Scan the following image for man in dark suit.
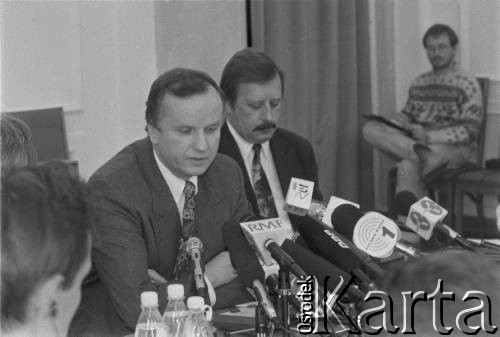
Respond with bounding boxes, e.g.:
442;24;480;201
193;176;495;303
71;68;253;335
218;48;322;230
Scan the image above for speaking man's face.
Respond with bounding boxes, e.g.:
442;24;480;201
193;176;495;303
227;74;282;144
149;86;223;180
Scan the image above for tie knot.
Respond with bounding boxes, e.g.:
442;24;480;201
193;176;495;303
183;181;196;199
253;143;262;157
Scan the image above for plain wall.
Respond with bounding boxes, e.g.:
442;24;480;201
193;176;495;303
1;1;246;179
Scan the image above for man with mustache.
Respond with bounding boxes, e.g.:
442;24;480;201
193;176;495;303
219;48;322;232
363;24;483;198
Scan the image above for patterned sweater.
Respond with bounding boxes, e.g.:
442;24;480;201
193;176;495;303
399;68;483;147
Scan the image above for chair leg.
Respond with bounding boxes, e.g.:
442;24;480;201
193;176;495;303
446;183;455;226
455;187;464;234
476;194;485;240
387;168;397;217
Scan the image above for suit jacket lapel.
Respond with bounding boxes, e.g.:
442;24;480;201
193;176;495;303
135;138;179;217
270;130;294;194
135;138;181;277
194;172;225;239
219;123;259;213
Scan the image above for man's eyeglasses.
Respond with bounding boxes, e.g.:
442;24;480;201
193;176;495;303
426;44;451;53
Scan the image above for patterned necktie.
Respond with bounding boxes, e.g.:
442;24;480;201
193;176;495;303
173;180;196;279
252;144;278;218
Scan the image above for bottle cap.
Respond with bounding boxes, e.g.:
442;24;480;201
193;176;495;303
167;284;184;299
140;291;158;306
187;296;205;310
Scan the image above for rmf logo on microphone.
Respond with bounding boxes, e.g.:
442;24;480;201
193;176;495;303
240;218;293;266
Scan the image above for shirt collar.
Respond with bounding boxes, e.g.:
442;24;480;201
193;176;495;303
153;147;198;203
227;120;271;159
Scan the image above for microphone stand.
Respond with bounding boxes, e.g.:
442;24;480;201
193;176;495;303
196;286;210;306
255;303;267;337
277;269;291;337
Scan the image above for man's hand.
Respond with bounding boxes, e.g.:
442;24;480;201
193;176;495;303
205;250;238;288
409;124;428;143
148;268;167;285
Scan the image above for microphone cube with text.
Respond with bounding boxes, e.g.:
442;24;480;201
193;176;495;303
405;197;447;240
240;218;294;266
283;177;315;216
284;177;359;227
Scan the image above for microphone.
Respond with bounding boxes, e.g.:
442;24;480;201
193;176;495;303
295;216;384;288
223;221;278;322
283;177;359;227
239;217;293;266
331;204;423;258
280;239;365;301
237;216;322;281
265;239;309;279
236;218;361;332
283;177;317;216
185;237;208;300
394;191;478;252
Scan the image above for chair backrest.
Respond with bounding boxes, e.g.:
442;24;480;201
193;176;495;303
476;77;489;165
5;107;69;162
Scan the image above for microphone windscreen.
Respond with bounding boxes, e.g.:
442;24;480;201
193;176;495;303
296;217;365;274
223;220;265;287
281;239;355;295
395;190;418;216
330;204;363;238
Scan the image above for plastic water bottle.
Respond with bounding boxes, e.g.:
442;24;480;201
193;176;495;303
135;291;167;337
185;296;216;337
163;284;189;337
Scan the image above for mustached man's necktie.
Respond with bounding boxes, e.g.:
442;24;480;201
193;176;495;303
173;180;196;279
252;144;278;218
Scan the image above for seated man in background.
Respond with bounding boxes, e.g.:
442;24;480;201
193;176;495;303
75;68;254;334
370;250;500;336
1;166;93;337
1;114;38;171
219;48;322;230
363;24;483;198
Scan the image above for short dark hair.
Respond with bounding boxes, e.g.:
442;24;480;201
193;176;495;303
422;23;459;48
220;48;284;107
377;250;500;336
1;114;38;170
145;68;225;128
1;166;95;327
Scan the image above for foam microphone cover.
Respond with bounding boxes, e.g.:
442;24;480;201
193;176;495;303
330;204;363;239
223;220;265;287
296;216;370;275
395;190;418;216
281;239;364;300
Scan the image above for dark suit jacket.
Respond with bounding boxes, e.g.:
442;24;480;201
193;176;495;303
72;138;253;335
218;122;322;229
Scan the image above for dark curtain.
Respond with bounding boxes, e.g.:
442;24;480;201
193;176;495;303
249;0;374;208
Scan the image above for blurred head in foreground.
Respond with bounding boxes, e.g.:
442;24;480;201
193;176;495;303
1;166;95;337
1;114;38;171
360;250;500;336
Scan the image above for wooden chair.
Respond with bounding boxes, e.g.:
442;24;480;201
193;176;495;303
387;77;490;221
425;77;489;225
454;160;500;236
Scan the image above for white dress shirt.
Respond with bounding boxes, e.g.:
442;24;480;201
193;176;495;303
227;121;291;225
153;148;217;305
153;148;198;221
